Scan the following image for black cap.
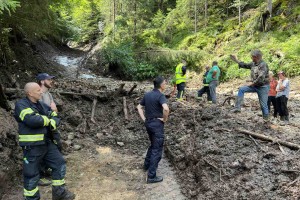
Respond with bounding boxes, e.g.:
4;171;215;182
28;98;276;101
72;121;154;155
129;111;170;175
36;73;55;81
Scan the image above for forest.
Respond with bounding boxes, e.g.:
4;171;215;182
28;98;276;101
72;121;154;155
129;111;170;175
1;0;300;81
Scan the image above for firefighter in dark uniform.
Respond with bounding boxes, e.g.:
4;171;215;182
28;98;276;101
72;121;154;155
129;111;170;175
14;82;75;200
137;76;170;184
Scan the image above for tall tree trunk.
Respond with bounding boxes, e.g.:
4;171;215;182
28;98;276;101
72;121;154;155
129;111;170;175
204;0;208;27
159;0;164;10
238;0;241;26
194;0;197;33
133;0;137;43
113;0;116;38
267;0;272;18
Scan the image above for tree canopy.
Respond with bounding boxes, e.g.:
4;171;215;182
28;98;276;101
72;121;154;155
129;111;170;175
1;0;300;80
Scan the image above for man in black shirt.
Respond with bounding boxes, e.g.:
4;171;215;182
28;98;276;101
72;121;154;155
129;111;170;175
137;76;170;184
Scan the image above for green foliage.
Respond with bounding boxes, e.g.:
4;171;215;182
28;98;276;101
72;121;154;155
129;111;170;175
1;0;300;82
0;0;19;15
100;41;158;80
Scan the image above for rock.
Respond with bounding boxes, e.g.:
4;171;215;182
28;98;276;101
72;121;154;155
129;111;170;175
66;109;83;126
67;133;75;140
96;133;102;139
73;145;81;151
62;140;72;149
117;142;124;147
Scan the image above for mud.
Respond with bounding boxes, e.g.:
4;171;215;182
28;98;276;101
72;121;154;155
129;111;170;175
0;41;300;199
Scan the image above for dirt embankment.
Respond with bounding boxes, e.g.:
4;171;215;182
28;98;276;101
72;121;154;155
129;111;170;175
0;40;83;88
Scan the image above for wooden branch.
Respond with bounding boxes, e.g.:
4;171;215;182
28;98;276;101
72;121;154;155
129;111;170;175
4;83;128;100
91;98;98;123
222;96;235;106
123;97;128;120
117;83;125;94
127;84;137;96
236;128;300;150
287;176;300;187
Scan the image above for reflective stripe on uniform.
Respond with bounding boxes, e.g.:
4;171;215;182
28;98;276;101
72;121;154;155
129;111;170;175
52;179;65;186
24;187;39;196
19;108;34;121
50;119;57;130
19;134;44;142
41;115;50;126
203;84;209;86
51;112;58;117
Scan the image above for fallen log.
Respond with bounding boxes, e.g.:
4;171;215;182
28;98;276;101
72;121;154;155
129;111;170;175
222;96;235;106
123;96;129;120
4;83;131;100
117;83;126;94
127;84;137;96
91;98;98;123
236;128;300;150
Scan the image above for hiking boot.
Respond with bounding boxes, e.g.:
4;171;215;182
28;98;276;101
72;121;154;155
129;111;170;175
147;176;163;184
53;189;75;200
285;115;289;122
230;96;243;113
263;115;270;121
279;116;285;121
38;178;51;186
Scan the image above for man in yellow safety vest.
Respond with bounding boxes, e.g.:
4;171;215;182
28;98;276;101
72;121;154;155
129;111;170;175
175;59;187;100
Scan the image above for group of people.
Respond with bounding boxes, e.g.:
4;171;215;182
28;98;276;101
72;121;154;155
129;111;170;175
14;73;75;200
14;49;291;200
137;49;290;184
172;59;221;104
230;50;290;123
173;50;290;122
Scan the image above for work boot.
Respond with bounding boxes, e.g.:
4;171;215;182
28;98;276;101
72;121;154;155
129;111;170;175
38;178;52;186
53;189;75;200
285;115;289;121
279;116;285;121
263;115;270;121
230;96;243;113
147;176;163;184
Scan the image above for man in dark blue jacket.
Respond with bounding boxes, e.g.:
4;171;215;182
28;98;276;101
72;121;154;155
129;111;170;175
14;82;75;200
137;76;170;184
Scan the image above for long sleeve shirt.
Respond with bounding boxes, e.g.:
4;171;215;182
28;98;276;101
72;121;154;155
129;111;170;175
238;60;269;86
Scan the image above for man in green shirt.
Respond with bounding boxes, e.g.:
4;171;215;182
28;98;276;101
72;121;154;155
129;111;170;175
206;61;220;104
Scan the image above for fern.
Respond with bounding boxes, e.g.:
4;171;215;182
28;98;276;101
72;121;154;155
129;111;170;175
0;0;20;15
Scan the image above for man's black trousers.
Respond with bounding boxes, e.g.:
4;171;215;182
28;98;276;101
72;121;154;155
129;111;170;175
144;119;164;178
